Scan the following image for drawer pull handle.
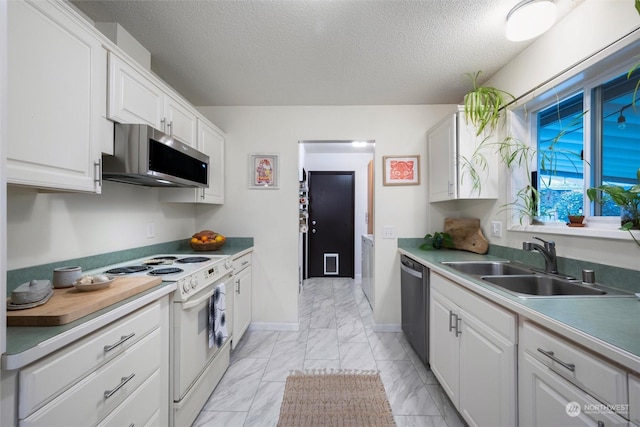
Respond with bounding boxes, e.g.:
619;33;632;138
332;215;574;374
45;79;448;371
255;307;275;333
241;260;249;266
104;333;136;353
129;424;135;427
455;316;462;337
448;311;456;332
537;348;575;372
104;373;135;399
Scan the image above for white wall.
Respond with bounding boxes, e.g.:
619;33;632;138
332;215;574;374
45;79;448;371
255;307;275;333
304;151;373;278
6;182;196;269
197;105;453;327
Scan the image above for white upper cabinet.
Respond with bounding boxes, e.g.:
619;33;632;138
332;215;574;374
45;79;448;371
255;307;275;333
7;0;111;193
161;119;225;204
108;52;197;147
108;53;164;129
427;106;498;202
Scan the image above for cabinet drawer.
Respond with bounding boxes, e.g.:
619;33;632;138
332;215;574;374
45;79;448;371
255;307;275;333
19;302;161;417
233;252;251;273
520;321;628;407
431;272;515;342
20;329;161;427
96;369;161;427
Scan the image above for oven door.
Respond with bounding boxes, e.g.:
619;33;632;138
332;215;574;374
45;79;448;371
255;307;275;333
173;275;232;401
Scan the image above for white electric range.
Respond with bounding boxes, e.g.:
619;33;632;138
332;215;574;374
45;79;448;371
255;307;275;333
99;253;234;426
101;254;232;302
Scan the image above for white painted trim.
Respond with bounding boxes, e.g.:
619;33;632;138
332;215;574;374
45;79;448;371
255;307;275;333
371;322;402;333
249;322;299;332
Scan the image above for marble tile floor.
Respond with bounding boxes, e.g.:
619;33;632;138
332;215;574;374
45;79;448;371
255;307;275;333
192;277;466;427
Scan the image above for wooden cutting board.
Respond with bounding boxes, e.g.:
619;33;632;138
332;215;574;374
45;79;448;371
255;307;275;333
444;218;489;254
7;276;162;326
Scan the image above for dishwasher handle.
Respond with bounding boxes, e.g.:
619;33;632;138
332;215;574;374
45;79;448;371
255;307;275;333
401;263;423;279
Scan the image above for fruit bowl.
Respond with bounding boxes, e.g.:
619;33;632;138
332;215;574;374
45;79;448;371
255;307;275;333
190;230;226;251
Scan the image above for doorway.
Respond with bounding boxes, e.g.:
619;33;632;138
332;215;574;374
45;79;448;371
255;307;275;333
307;171;355;278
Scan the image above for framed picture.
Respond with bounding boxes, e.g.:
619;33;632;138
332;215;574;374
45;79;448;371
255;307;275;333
249;154;279;189
382;155;420;186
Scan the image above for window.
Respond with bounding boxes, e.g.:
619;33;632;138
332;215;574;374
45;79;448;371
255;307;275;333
532;67;640;223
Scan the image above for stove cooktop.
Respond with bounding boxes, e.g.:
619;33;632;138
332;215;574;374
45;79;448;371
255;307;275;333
102;254;229;282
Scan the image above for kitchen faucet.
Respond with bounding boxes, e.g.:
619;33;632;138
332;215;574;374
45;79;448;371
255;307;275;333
523;236;558;274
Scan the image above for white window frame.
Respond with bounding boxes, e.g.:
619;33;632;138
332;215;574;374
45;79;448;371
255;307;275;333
505;34;640;243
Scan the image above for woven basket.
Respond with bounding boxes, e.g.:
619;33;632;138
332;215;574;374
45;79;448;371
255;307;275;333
190;240;225;251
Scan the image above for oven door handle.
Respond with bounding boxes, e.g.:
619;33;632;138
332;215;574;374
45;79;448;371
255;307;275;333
181;287;217;310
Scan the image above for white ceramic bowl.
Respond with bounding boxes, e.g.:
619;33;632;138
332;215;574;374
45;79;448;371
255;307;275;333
52;266;82;288
74;276;115;292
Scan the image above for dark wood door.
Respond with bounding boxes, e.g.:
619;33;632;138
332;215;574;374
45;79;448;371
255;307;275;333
307;171;355;278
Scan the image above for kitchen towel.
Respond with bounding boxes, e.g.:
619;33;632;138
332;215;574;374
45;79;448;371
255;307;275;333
208;283;228;349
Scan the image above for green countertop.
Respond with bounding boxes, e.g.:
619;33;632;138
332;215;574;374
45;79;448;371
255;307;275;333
398;242;640;373
3;242;253;370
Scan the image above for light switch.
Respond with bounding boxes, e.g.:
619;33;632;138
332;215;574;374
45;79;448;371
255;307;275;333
490;221;502;237
382;225;397;239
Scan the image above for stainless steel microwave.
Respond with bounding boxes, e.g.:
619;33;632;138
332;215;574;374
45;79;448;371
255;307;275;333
102;123;209;188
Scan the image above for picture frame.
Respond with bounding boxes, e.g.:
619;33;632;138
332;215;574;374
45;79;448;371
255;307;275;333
382;155;420;186
249;154;279;189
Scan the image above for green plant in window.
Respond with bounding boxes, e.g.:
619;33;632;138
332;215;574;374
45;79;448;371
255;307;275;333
587;168;640;246
463;71;514;136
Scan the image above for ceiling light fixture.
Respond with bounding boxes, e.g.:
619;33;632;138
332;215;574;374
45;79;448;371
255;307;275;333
506;0;557;42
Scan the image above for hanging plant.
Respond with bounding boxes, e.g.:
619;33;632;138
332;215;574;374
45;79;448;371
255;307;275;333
463;71;514;136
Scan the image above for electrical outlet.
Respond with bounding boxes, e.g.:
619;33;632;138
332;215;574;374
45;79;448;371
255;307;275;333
146;222;156;239
490;221;502;237
382;225;397;239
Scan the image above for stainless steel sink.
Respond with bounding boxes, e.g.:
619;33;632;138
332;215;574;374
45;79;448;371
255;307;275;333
442;261;534;276
482;276;634;298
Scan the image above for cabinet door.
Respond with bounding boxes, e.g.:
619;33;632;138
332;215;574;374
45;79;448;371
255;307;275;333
519;350;628;427
429;288;460;404
160;119;224;204
199;120;225;203
165;95;197;146
427;113;457;202
458;310;516;427
108;53;163;128
7;0;106;193
457;115;498;199
232;265;252;348
630;373;640;426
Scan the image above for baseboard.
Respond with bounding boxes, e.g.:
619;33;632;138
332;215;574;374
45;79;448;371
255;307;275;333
249;322;300;332
371;322;402;333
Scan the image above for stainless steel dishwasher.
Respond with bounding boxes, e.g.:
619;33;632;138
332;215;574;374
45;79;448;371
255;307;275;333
400;255;429;365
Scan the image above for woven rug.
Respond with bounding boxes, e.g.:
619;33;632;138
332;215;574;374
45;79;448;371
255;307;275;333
277;370;396;427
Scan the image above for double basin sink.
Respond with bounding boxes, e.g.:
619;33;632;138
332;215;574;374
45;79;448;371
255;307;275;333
441;261;634;298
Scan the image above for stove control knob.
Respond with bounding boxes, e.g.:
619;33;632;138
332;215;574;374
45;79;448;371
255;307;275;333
191;276;198;289
225;259;232;270
181;279;190;294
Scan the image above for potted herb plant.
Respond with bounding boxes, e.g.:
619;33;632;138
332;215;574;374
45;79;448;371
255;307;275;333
587;167;640;245
463;71;514;136
419;232;454;250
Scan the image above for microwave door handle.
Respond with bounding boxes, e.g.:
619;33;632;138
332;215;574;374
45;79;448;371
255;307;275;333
181;287;217;310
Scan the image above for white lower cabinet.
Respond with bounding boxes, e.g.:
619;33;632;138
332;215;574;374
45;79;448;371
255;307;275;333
16;299;169;427
232;252;252;348
519;320;630;427
630;373;640;426
430;272;516;427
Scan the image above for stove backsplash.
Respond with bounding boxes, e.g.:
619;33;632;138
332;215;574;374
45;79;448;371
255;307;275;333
6;238;253;295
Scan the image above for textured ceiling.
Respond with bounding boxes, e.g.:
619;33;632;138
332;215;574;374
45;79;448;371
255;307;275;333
71;0;580;107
